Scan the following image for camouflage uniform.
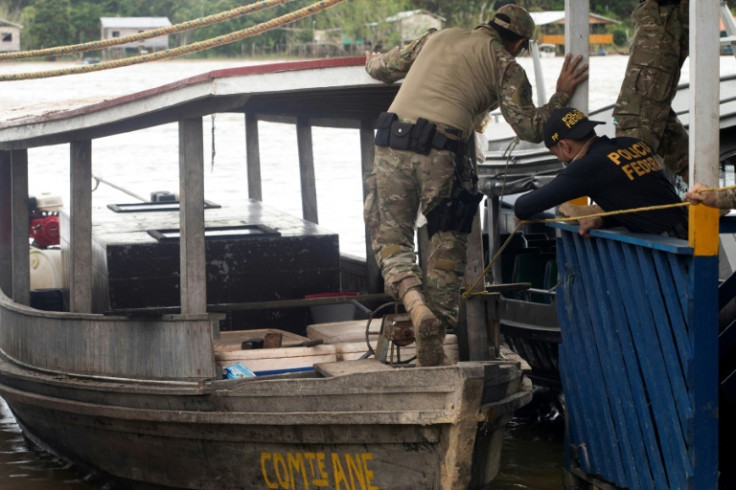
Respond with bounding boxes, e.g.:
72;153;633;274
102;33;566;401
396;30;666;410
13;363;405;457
613;0;689;179
715;188;736;210
364;13;571;330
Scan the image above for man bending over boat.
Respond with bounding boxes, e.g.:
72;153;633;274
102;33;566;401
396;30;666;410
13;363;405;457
514;107;688;238
363;5;588;366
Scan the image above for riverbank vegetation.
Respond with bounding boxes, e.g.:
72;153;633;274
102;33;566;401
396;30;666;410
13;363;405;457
0;0;653;59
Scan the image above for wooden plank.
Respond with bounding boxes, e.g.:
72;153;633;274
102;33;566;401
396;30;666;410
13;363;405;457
69;140;93;313
651;252;693;366
0;297;217;379
314;359;393;377
556;238;601;475
179;118;207;315
564;0;589;112
0;151;10;296
634;247;692;433
296;116;318;223
10;149;29;306
464;204;489;360
563;233;625;482
549;222;692;255
608;240;691;485
689;256;719;488
598;240;668;489
245;112;262;201
578;238;653;489
689;0;720;190
626;246;692;438
688;4;722;466
359;118;382;294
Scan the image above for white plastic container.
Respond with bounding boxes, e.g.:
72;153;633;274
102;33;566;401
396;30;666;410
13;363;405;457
29;246;63;290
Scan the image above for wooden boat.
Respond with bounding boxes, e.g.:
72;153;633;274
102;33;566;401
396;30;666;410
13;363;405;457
0;58;532;489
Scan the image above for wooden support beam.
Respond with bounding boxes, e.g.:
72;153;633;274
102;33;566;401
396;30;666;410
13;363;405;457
0;151;10;296
245;112;262;201
564;0;590;112
179;118;207;315
10;150;29;306
359;118;382;293
688;2;720;487
296;116;318;223
463;137;490;361
69;140;93;313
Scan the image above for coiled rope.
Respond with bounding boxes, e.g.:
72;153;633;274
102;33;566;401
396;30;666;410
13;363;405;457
0;0;346;82
0;0;296;61
462;183;734;299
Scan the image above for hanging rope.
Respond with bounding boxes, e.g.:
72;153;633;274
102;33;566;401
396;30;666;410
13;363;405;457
0;0;296;61
461;183;735;300
0;0;347;82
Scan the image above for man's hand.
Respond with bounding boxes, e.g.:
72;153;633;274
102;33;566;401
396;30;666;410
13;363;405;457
685;183;718;208
555;53;589;97
558;202;602;218
365;50;381;64
578;216;604;237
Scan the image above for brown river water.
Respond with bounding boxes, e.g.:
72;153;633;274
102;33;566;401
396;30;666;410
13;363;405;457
0;55;733;489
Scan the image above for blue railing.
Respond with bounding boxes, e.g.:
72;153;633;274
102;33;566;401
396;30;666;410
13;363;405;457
550;223;719;490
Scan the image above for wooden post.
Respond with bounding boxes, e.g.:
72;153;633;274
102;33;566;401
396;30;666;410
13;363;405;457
179;118;207;315
69;140;93;313
245;112;262;202
10;150;29;306
0;151;10;296
359;118;382;293
296;116;318;223
463;136;490;360
687;1;720;487
565;0;589;113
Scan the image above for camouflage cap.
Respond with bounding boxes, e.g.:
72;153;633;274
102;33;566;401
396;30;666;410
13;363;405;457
491;4;535;40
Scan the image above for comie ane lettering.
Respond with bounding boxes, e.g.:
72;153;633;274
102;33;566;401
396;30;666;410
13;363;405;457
261;451;379;490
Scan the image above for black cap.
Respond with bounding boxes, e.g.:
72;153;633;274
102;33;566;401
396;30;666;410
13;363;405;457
544;107;604;148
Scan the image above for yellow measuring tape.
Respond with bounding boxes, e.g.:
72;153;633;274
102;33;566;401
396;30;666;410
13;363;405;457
0;0;346;81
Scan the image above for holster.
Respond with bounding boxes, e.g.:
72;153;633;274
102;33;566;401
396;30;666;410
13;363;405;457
425;186;484;237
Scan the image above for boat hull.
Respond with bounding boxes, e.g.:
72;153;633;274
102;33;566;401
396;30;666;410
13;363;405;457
0;358;530;490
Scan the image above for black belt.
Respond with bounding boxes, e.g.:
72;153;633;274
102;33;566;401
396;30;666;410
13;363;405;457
431;132;466;154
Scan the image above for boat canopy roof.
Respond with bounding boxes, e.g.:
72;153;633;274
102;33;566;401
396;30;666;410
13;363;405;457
0;58;397;151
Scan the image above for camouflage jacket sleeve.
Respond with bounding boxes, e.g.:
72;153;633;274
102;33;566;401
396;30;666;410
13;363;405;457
365;29;437;84
716;188;736;209
497;63;571;143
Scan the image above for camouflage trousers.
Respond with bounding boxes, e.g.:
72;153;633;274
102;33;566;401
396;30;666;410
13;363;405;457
363;145;469;328
613;0;689;179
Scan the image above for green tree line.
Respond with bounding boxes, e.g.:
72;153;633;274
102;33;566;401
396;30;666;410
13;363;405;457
0;0;643;58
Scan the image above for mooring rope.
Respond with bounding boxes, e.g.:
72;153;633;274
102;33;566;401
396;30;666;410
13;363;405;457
461;183;735;299
0;0;346;82
0;0;296;61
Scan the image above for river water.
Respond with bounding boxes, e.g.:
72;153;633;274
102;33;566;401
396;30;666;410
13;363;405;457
0;54;734;489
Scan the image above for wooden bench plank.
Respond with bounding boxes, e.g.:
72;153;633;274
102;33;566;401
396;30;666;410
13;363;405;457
315;359;393;377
